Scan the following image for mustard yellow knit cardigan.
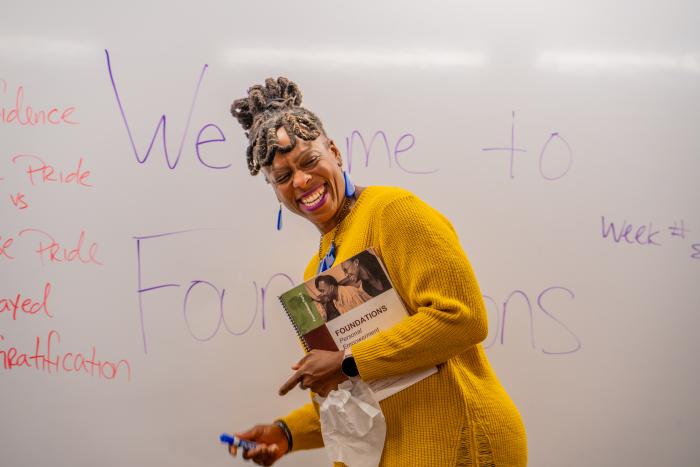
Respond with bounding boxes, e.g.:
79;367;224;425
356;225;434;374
281;186;527;466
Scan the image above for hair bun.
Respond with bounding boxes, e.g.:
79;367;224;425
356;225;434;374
230;77;325;175
230;77;303;131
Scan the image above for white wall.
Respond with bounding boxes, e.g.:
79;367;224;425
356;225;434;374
1;1;699;466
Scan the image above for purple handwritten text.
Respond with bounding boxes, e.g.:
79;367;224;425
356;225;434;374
105;50;230;170
345;130;437;174
483;286;581;355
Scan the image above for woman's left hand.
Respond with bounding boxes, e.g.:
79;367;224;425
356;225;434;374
278;349;347;397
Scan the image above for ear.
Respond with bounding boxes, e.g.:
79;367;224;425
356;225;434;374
261;169;280;200
327;139;343;167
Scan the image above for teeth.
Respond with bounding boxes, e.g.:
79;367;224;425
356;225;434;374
301;185;325;205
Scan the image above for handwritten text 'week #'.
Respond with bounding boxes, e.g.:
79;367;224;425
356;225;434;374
601;216;699;260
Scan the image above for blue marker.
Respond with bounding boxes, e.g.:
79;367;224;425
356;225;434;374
220;433;257;451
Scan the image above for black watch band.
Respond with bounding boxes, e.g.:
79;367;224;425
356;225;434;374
341;355;359;377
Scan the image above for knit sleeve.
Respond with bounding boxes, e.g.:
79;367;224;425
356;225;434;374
279;402;324;452
351;193;488;381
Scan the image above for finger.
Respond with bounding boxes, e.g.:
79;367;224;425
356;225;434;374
242;444;264;460
290;353;308;370
253;445;279;466
228;444;237;457
235;425;263;440
245;444;271;462
279;371;303;395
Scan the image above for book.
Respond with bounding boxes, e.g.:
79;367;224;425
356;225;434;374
278;247;436;401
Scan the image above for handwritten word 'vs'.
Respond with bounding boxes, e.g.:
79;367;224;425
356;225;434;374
9;193;28;210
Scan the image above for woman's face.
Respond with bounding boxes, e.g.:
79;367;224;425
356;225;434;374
262;126;346;233
342;259;360;283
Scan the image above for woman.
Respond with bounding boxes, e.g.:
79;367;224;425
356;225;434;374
339;250;392;297
228;77;527;466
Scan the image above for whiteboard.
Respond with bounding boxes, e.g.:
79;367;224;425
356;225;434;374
1;1;698;466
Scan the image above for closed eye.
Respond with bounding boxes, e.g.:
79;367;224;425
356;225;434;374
301;154;320;168
273;172;291;184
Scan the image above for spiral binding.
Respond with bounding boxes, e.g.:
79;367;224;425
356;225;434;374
278;297;310;352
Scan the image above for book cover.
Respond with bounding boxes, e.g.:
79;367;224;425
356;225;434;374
278;248;436;400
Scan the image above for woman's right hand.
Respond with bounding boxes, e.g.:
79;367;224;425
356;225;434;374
228;423;289;466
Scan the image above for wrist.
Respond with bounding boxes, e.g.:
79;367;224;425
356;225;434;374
273;420;293;453
341;348;359;378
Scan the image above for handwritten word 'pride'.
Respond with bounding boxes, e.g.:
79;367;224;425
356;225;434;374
0;80;78;126
11;153;92;187
0;229;102;266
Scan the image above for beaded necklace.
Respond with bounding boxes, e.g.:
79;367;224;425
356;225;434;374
317;195;355;274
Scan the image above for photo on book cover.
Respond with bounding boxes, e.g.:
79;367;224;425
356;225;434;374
279;248;395;351
314;249;393;322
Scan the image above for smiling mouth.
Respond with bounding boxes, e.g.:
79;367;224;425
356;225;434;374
298;184;328;211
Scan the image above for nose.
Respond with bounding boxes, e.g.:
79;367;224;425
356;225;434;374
292;169;311;188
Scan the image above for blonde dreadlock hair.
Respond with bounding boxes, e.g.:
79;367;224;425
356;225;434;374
230;77;326;176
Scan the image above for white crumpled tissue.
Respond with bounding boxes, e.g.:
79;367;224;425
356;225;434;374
315;379;387;467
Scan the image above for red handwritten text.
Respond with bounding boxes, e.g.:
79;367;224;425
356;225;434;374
0;282;53;320
9;192;29;210
11;154;92;187
0;235;14;259
0;330;131;381
18;228;102;266
0;84;78;126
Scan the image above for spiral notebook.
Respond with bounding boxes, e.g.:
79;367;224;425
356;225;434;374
278;247;436;400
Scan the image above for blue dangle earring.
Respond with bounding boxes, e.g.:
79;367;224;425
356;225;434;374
276;203;283;231
343;170;355;198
